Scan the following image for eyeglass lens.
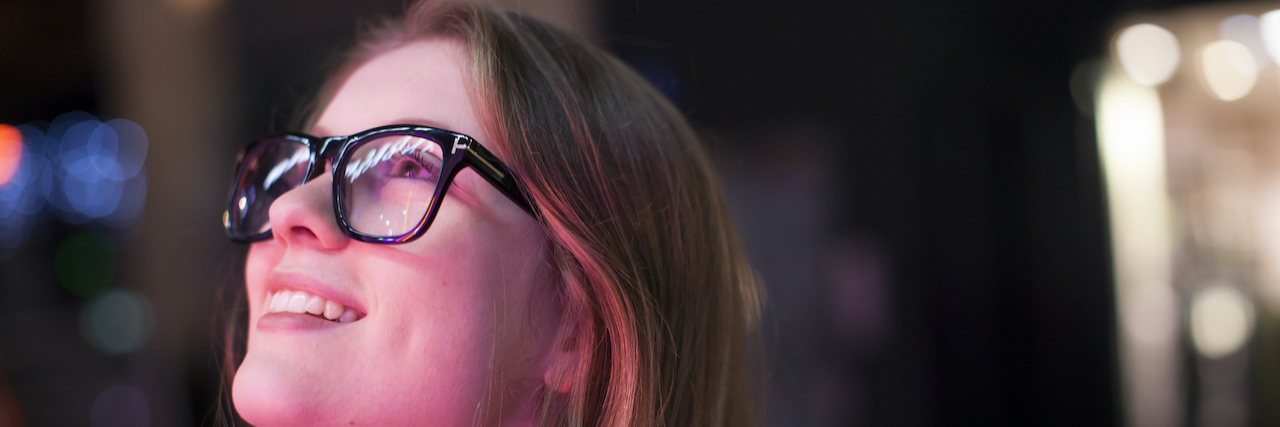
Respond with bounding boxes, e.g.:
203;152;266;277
228;134;447;240
338;134;444;238
228;138;311;238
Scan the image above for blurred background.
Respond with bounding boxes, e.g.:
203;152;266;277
6;0;1280;425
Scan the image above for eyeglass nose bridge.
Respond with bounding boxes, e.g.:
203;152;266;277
305;135;350;181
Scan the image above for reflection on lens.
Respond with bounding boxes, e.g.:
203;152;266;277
340;134;442;238
228;139;309;238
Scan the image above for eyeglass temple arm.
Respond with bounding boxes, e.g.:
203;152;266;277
463;142;536;216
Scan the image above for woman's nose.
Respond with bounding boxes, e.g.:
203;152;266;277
266;173;350;250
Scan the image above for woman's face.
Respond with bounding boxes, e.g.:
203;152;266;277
232;39;561;426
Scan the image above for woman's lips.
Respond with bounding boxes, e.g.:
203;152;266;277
257;312;345;332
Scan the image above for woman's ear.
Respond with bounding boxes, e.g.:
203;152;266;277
542;315;580;394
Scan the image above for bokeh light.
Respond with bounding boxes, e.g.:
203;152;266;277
1190;285;1254;359
55;232;116;298
44;111;97;153
1219;14;1268;72
89;384;150;427
38;112;148;227
1096;65;1180;427
1123;285;1178;345
1259;10;1280;64
1115;23;1181;86
104;119;147;180
1200;40;1258;101
0;125;51;256
0;112;148;255
59;121;123;220
80;290;154;355
0;125;20;185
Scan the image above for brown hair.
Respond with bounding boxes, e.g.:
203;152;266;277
224;1;762;425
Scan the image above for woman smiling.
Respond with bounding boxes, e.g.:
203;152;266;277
222;1;762;425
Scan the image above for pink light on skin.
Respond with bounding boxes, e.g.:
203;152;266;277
0;125;20;185
231;39;565;426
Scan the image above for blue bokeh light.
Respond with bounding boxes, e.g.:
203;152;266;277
46;112;148;226
0;126;52;256
0;112;149;254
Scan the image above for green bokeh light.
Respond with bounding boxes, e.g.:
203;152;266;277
55;232;116;298
81;290;153;354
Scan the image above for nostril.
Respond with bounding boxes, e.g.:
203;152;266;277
288;225;320;240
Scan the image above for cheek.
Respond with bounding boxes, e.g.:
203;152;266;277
364;211;501;362
245;244;284;320
358;208;553;397
433;209;561;374
365;253;497;366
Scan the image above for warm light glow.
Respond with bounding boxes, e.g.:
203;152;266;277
1190;285;1253;359
1201;40;1258;101
1115;24;1181;86
1096;66;1182;427
1096;68;1173;273
164;0;222;15
0;125;20;185
1256;177;1280;308
1123;285;1177;345
1220;14;1269;72
1259;10;1280;64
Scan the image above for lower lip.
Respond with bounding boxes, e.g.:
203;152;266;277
257;312;346;332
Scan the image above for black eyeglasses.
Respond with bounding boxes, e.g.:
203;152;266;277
224;124;532;244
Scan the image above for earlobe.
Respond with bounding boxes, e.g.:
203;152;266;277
542;318;579;394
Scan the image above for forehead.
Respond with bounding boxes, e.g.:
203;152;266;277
313;39;488;142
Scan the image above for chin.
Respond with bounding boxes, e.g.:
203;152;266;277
232;352;334;427
231;351;464;426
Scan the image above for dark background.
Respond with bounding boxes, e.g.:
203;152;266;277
0;0;1225;425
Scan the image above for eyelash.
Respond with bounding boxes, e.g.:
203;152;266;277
392;151;441;179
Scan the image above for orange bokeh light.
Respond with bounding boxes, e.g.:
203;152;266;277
0;125;21;185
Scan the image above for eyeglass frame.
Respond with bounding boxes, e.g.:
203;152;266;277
224;124;534;244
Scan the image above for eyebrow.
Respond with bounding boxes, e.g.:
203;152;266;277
310;117;458;138
392;117;455;131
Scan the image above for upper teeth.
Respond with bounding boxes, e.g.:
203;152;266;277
265;289;359;323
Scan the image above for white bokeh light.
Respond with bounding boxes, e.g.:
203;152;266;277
1115;23;1181;86
1200;40;1258;101
1096;65;1182;427
1220;14;1268;72
1259;10;1280;64
1190;284;1254;359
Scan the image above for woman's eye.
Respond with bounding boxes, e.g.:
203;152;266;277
389;158;421;178
386;154;439;180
